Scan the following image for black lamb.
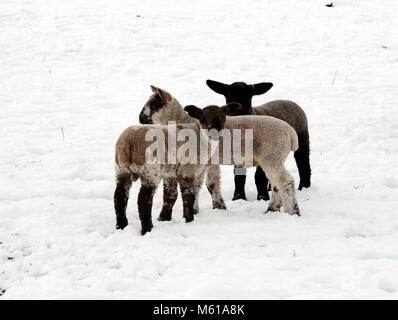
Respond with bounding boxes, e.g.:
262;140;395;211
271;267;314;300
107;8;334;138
206;80;311;201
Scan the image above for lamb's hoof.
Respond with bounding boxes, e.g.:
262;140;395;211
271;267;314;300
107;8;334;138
213;199;227;210
265;206;280;213
141;222;153;235
116;217;128;230
298;181;311;190
158;214;171;221
193;208;199;215
185;215;194;223
293;204;301;216
257;193;270;201
158;208;172;221
232;192;247;201
287;204;301;216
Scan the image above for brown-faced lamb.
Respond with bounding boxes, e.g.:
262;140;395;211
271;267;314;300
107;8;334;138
206;80;311;201
114;121;214;235
138;85;226;213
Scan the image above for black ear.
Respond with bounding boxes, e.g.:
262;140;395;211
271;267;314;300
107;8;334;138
221;102;242;116
251;82;273;95
184;105;203;120
206;80;228;95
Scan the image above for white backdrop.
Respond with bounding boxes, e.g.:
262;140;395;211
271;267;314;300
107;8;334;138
0;0;397;298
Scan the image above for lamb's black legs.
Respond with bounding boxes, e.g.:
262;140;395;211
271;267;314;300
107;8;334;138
232;167;247;200
158;178;178;221
137;181;158;235
233;166;270;201
179;179;196;223
114;172;132;230
255;166;270;201
294;132;311;190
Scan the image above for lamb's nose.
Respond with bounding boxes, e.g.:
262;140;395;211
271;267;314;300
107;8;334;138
139;115;151;124
212;118;223;131
208;129;220;140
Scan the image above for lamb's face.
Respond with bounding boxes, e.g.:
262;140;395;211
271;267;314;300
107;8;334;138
184;103;242;140
198;106;226;140
139;86;172;124
224;82;253;115
206;79;274;116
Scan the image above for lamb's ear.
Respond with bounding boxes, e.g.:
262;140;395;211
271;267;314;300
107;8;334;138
150;85;158;94
251;82;273;95
150;85;172;102
206;80;228;95
221;102;242;116
184;105;203;120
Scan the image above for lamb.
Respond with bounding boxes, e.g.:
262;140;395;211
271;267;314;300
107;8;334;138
114;121;215;235
138;85;226;212
114;101;300;235
184;103;301;216
206;80;311;201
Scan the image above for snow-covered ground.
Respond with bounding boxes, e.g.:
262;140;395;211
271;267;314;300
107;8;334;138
1;0;398;299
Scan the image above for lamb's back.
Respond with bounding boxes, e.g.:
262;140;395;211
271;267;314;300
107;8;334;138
252;100;307;134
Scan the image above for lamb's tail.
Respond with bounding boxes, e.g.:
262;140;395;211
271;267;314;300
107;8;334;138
115;140;139;183
290;128;299;152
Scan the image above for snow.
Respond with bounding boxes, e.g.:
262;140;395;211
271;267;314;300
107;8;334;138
1;0;398;299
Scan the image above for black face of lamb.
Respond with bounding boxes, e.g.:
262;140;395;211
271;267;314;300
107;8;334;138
139;93;165;124
224;82;254;115
206;80;273;116
206;79;274;201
